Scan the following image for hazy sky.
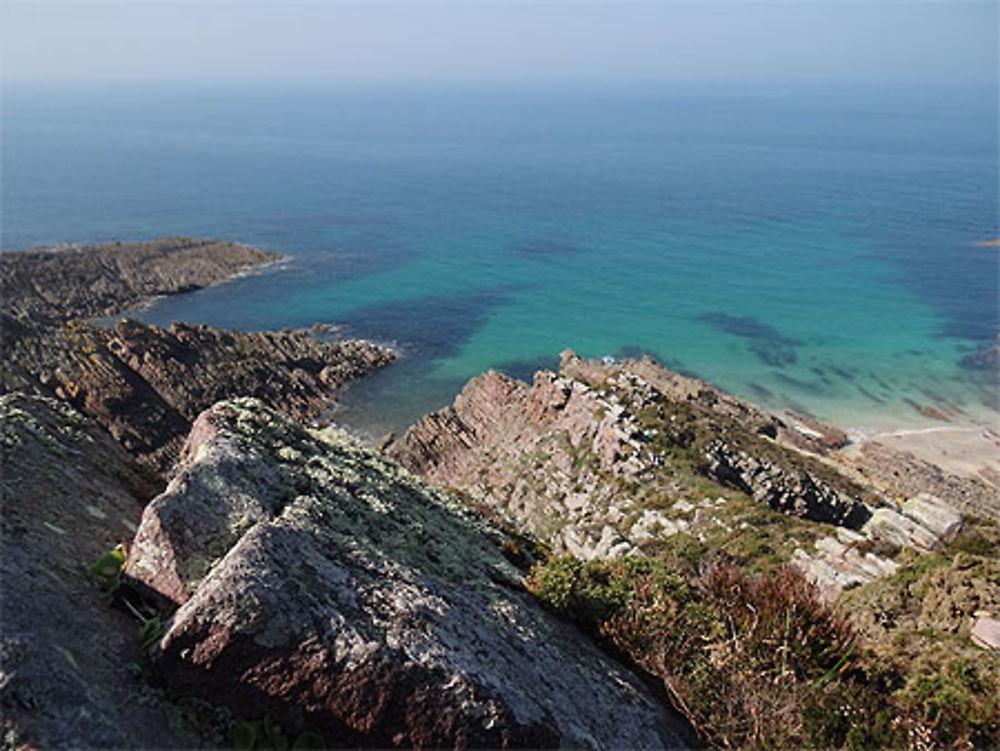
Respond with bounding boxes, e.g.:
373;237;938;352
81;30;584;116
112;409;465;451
3;1;996;85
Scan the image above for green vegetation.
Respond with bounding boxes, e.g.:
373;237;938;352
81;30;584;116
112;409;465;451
87;544;126;592
527;532;1000;749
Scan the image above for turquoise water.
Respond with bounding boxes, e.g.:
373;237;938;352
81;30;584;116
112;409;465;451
3;83;997;437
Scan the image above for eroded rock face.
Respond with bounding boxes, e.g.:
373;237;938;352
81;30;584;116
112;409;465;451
0;237;280;322
1;315;394;472
128;398;692;749
389;350;872;559
0;393;200;749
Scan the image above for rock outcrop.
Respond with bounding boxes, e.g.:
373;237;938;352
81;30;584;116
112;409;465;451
127;398;693;749
1;315;394;473
389;350;874;560
0;393;200;748
792;492;965;595
1;237;280;322
389;351;976;597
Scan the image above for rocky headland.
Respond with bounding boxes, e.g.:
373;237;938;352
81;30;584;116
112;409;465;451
1;238;394;473
388;349;992;594
1;237;281;322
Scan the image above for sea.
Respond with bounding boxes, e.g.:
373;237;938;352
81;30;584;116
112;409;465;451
3;81;997;440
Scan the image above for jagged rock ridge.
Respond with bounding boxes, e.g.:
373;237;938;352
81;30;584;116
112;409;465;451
390;350;873;555
1;237;395;474
389;350;972;596
1;315;394;472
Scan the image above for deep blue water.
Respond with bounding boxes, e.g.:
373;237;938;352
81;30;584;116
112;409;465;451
3;82;997;437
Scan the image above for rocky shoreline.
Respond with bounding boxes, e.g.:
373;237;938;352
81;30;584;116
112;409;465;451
2;238;998;749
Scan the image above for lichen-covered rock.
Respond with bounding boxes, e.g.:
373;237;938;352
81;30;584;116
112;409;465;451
128;398;692;749
863;508;942;552
0;393;200;748
901;494;963;542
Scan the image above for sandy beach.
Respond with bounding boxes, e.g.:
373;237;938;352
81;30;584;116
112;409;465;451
844;419;1000;495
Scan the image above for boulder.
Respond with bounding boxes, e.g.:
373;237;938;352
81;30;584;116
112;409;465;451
901;494;963;542
863;508;941;552
971;615;1000;651
128;398;693;749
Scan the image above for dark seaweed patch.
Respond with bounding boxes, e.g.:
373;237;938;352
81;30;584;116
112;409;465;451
958;337;999;371
701;312;802;367
869;373;892;391
771;371;822;392
495;354;561;383
746;382;775;401
809;366;834;386
828;365;855;381
856;385;887;404
509;237;587;260
339;288;516;360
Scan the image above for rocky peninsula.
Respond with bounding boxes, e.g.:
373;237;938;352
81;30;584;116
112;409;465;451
1;238;394;472
1;237;281;322
2;238;998;749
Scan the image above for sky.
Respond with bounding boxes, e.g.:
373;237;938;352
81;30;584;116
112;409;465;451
2;1;996;86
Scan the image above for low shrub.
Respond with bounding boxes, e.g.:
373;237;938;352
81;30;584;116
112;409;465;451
526;553;998;749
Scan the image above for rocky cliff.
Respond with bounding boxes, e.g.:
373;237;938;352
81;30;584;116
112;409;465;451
389;350;873;547
389;351;967;595
125;398;694;749
1;237;279;322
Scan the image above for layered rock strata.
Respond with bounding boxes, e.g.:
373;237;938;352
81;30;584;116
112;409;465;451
0;393;200;748
389;351;970;595
389;350;874;557
127;398;693;749
1;315;393;472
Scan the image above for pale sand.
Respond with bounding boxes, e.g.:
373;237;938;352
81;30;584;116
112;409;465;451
849;422;1000;487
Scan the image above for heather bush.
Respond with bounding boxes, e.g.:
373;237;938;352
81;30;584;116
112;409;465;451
527;555;966;749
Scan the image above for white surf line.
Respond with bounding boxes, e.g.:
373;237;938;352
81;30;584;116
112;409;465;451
877;425;994;439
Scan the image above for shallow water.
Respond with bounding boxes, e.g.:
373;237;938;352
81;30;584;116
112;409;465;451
4;82;997;437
